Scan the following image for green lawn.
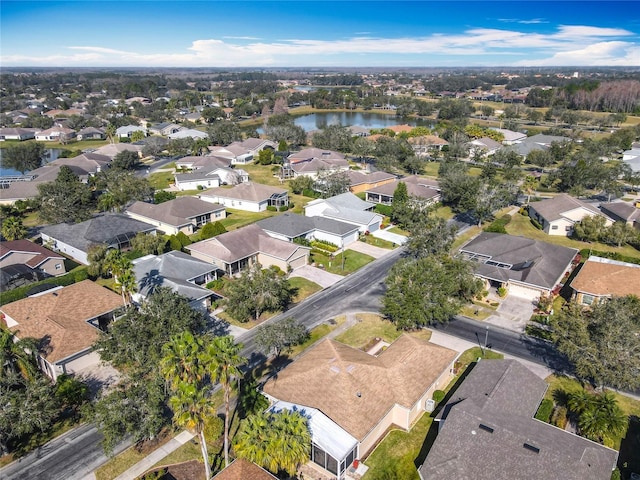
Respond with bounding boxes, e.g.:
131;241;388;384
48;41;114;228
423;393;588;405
288;276;323;303
310;250;375;275
506;212;640;259
286;316;346;358
149;171;174;190
219;208;278;231
358;235;396;249
334;313;403;349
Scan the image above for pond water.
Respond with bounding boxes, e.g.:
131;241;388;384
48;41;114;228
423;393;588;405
258;112;433;133
0;148;63;177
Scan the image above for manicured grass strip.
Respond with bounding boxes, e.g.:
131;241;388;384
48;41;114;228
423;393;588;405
95;434;173;480
335;313;402;349
310;250;375;275
288;277;323;303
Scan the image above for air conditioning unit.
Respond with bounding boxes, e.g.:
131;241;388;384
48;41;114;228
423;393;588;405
425;399;436;413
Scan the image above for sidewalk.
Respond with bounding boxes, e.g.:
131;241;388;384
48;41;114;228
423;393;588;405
112;430;195;480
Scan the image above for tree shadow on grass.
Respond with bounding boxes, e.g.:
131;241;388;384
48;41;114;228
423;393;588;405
618;415;640;479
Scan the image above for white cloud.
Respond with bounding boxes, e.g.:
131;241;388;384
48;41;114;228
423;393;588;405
222;36;261;40
1;24;637;67
516;41;640;66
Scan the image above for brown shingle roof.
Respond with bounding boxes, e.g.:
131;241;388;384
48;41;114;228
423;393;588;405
1;280;122;363
212;459;277;480
127;197;224;227
262;335;457;440
570;256;640;297
0;239;64;268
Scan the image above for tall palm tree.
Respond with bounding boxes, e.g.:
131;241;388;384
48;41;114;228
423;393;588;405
567;389;594;416
103;249;135;306
233;411;274;471
272;409;311;476
204;335;246;468
1;216;27;241
169;381;214;480
0;328;39;381
572;390;627;443
160;331;205;389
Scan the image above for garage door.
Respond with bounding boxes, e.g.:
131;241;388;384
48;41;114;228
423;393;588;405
289;254;308;271
63;351;101;375
509;284;541;301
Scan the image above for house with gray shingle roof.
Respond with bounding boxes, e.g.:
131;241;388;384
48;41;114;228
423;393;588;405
505;133;570;157
365;175;440;206
198;182;289;212
115;125;146;139
126;197;226;235
304;192;383;234
529;193;613;236
131;250;219;312
600;201;640;229
187;223;309;275
257;212;360;248
175;155;231;171
174;166;248;191
40;213;156;265
418;359;618;480
459;232;578;298
0;239;66;279
76;127;106;141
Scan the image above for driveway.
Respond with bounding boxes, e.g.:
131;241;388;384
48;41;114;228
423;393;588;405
289;265;344;288
484;294;536;333
346;240;394;259
371;228;407;245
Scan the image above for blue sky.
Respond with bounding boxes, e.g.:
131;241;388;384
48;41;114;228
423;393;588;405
1;1;639;67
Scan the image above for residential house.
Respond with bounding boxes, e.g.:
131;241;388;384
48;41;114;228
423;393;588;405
175;155;231;171
0;127;37;141
459;232;578;299
469;137;502;156
168;128;208;140
600;201;640;229
40;213;156;265
304;192;383;233
506;133;570;157
408;135;449;156
115;125;146;139
622;146;640;172
418;359;618;480
126;197;226;235
187;223;310;275
174;166;248;191
148;122;183;136
385;124;413;135
0;240;66;290
365;175;440;206
35;126;76;142
490;127;527;145
0;280;123;381
257;212;360;248
209;138;276;165
50;152;112;175
529;193;613;236
262;335;458;479
569;255;640;306
285;156;350;180
348;126;371;137
198;182;289;212
288;148;346;165
92;143;143;160
347;170;397;194
76;127;106;141
211;459;277;480
131;250;219;312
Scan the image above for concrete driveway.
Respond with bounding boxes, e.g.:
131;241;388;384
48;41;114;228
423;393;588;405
371;228;407;245
289;265;344;288
485;294;536;333
346;240;394;259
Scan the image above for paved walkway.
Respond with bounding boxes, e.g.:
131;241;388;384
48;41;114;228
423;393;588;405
112;430;195;480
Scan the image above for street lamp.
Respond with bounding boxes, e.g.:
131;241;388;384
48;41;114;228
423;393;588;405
484;326;489;354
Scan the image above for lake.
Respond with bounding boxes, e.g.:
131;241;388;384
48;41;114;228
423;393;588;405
258;112;434;133
0;148;63;177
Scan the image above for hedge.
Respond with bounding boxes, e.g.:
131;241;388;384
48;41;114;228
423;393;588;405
0;267;89;305
374;204;393;217
579;248;640;266
484;214;512;234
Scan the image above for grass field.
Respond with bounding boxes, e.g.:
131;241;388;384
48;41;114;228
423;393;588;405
310;250;375;275
288;276;323;303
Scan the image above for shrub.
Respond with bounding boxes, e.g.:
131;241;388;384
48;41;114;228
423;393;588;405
266;205;277;212
551;406;568;429
176;231;191;247
206;279;225;292
497;286;508;298
484;214;511;234
530;218;543;230
374;204;393;217
579;248;640;266
519;206;529;216
74;269;89;282
279;205;288;212
534;398;554;423
0;267;89;304
203;415;224;445
432;390;446;403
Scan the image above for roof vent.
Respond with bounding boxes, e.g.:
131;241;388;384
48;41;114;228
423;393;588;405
330;365;340;374
479;424;494;433
523;443;540;454
356;392;361;398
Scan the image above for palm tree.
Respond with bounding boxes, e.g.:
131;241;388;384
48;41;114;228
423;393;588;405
160;331;205;388
105;123;116;144
234;409;311;477
204;335;246;468
103;249;136;306
0;328;39;381
169;381;214;479
567;389;594;416
571;390;627;443
1;217;27;241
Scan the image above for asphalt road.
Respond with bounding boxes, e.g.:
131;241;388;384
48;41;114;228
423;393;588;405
0;423;131;480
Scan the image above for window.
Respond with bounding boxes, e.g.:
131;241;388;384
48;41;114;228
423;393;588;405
55;264;62;270
551;225;558;230
565;226;571;231
582;294;595;305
